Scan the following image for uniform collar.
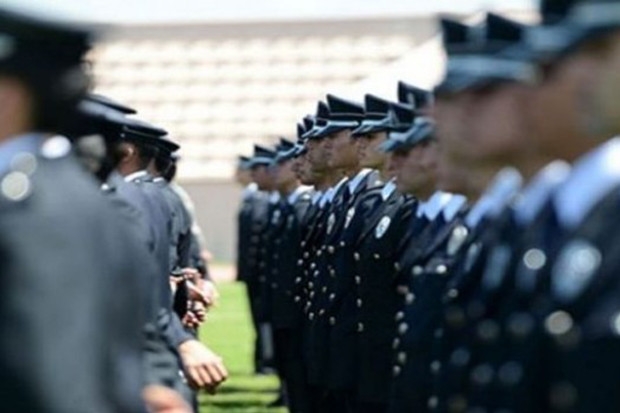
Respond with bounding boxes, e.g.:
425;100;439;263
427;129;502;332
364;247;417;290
268;191;281;204
242;182;258;200
513;160;571;226
0;134;45;177
311;190;323;205
442;194;468;221
153;176;165;183
287;185;311;205
553;138;620;229
381;179;397;201
124;169;149;183
347;168;372;194
417;191;453;220
465;167;523;229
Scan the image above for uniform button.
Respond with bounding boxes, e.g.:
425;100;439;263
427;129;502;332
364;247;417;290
271;282;277;289
470;364;494;387
328;246;335;254
392;338;400;349
329;268;336;277
355;276;361;285
436;264;448;275
545;310;574;336
317;250;322;257
339;241;345;247
295;277;302;284
313;270;320;277
430;360;441;375
446;288;459;299
354;252;361;261
329;317;335;325
395;311;404;321
550;381;578;411
373;253;380;260
301;241;307;248
393;366;401;377
294;296;301;303
358;322;364;332
498;361;523;387
297;259;304;266
310;263;316;270
308;282;314;289
398;322;409;335
322;286;327;293
427;396;438;410
356;299;362;308
329;293;335;301
412;265;424;276
397;351;407;365
394;262;401;272
303;252;310;259
406;293;416;305
309;313;315;320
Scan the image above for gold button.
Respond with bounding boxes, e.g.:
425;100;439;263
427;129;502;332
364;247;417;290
373;253;380;260
395;311;404;321
393;338;400;349
330;317;336;325
328;246;335;254
354;252;361;261
398;322;409;335
394;262;401;272
397;352;407;365
355;276;361;285
329;293;335;301
393;366;401;377
358;322;364;332
406;293;415;305
357;299;362;308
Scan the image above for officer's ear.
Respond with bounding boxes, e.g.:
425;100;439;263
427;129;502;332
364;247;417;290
117;142;136;163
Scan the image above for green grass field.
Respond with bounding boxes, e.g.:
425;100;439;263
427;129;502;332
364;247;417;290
198;282;287;413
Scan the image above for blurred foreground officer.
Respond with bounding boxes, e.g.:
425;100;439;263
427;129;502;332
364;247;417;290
0;7;149;413
480;2;620;411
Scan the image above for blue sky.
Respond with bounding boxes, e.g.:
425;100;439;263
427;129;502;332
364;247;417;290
6;0;535;24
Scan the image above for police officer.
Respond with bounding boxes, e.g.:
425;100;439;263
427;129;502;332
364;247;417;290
0;7;149;413
387;117;468;413
350;92;417;413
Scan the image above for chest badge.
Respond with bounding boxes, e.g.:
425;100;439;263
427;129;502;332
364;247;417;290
552;239;601;303
447;225;469;256
375;216;392;239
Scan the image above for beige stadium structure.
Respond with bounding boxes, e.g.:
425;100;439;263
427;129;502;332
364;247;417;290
89;10;532;262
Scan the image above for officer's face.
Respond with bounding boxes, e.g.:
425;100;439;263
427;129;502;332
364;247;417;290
251;165;273;191
587;31;620;139
530;47;602;162
465;83;533;163
296;152;316;185
358;132;388;169
435;94;473;192
306;137;330;173
396;141;437;196
326;129;357;169
275;159;296;188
